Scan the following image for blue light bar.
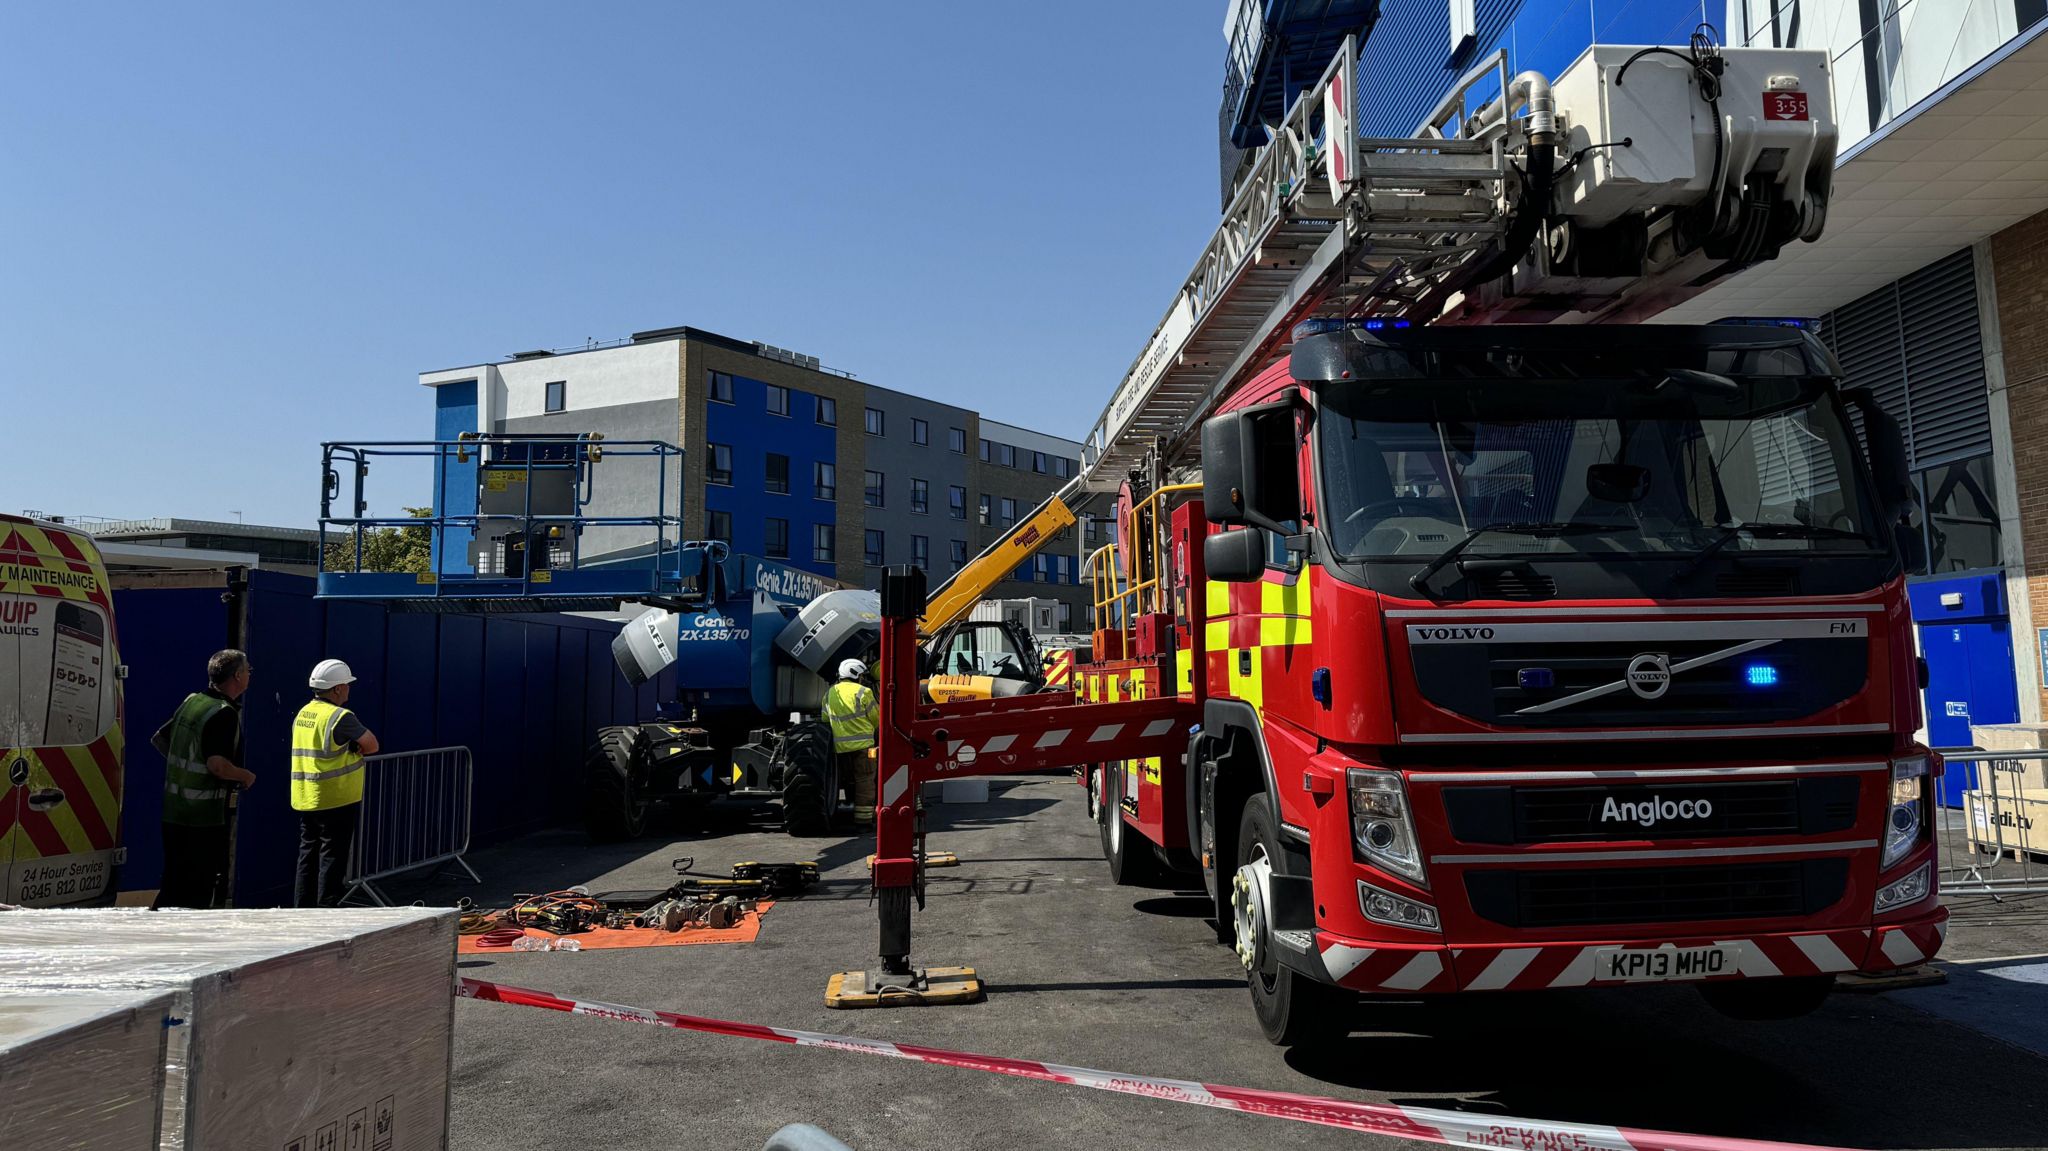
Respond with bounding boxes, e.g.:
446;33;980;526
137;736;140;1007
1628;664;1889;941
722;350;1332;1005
1291;316;1413;341
1517;667;1554;690
1711;317;1819;330
1744;663;1780;687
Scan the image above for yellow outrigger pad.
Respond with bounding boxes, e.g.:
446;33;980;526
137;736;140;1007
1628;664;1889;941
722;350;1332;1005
825;967;983;1008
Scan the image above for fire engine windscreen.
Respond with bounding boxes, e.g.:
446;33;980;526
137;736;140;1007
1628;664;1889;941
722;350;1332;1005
1316;346;1883;570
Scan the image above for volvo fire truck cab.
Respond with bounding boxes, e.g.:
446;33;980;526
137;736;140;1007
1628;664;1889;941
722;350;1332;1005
1083;320;1945;1043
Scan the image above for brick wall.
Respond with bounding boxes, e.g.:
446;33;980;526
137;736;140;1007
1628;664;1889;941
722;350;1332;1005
1992;208;2048;715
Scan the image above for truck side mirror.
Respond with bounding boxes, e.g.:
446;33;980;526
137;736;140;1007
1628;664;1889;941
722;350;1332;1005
1204;528;1267;584
1201;401;1300;533
1841;387;1914;522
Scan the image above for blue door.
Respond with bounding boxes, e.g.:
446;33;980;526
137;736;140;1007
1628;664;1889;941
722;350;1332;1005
1909;573;2020;807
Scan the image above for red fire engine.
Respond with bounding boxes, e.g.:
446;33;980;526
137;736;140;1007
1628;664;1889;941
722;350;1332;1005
845;37;1947;1039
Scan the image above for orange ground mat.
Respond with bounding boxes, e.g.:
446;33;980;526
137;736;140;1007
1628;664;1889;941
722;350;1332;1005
458;901;774;953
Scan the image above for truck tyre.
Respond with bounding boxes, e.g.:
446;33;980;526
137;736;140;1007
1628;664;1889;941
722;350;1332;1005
1237;796;1352;1047
1099;762;1159;886
780;722;838;838
1697;976;1835;1021
586;726;650;841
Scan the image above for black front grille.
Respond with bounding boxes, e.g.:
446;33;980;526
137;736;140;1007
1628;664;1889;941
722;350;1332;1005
1716;567;1800;596
1467;569;1557;601
1465;859;1850;928
1409;636;1867;729
1441;777;1860;844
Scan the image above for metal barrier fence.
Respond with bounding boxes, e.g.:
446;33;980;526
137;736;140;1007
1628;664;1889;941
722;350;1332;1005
1932;746;2048;899
343;745;481;906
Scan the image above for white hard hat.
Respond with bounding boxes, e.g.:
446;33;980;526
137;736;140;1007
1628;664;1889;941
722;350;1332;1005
309;659;356;690
839;659;867;681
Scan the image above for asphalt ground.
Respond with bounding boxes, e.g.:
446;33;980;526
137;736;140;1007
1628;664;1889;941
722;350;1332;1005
389;776;2048;1151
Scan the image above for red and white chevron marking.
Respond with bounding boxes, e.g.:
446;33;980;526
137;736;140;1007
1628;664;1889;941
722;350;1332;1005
1319;916;1947;993
946;717;1181;760
458;977;1861;1150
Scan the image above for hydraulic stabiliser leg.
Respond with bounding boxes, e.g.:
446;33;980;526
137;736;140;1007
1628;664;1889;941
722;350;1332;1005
826;565;981;1008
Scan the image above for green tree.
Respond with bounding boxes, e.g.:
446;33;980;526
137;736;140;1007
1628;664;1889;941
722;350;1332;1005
324;507;434;574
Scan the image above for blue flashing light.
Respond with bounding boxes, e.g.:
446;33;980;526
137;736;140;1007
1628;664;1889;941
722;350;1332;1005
1517;667;1555;690
1744;663;1780;687
1291;316;1413;341
1711;316;1819;330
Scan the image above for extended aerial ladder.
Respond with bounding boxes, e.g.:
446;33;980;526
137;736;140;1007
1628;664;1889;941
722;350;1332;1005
838;31;1840;1004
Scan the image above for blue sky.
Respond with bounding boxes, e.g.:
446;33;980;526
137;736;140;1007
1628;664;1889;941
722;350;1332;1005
0;3;1221;527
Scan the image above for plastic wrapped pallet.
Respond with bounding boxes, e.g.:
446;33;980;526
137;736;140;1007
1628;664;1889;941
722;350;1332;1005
0;907;456;1151
0;989;173;1151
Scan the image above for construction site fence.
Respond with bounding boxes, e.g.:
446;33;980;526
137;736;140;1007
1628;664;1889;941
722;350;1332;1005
1932;745;2048;899
343;745;481;906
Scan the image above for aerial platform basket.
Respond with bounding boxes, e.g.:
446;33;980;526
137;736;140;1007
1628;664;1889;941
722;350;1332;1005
317;435;717;612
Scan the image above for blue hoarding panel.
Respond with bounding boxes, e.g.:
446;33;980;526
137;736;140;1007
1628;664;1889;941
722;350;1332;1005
109;586;228;893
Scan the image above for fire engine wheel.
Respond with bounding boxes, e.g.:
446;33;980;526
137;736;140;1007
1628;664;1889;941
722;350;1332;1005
1099;763;1159;886
585;726;650;842
1696;975;1836;1021
780;722;839;838
1236;796;1352;1047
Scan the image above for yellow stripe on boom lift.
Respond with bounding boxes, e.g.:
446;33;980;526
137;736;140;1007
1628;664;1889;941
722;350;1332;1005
919;479;1082;634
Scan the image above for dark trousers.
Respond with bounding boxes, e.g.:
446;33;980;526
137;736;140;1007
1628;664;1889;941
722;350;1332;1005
294;804;361;908
154;821;231;909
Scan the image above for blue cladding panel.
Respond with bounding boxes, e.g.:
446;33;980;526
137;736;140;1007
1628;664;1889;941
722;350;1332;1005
1910;572;2020;807
109;586;228;893
1356;0;1714;138
431;380;480;573
703;375;837;576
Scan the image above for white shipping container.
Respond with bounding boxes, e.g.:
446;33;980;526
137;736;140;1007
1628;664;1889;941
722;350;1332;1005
0;907;456;1151
0;990;173;1151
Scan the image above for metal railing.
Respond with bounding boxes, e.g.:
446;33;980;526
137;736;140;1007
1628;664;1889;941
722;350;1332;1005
1932;745;2048;899
342;746;480;907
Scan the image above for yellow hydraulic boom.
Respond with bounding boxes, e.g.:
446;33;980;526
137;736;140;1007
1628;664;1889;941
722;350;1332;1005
917;478;1082;635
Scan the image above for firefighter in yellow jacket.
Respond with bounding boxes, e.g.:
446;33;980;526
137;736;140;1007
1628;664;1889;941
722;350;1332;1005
291;659;381;906
823;659;879;823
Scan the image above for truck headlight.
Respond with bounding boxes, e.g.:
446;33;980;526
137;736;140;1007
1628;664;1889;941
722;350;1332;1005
1874;862;1932;912
1349;768;1426;887
1883;754;1931;870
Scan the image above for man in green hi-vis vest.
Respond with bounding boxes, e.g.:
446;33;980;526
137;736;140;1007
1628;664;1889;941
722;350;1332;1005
150;649;257;909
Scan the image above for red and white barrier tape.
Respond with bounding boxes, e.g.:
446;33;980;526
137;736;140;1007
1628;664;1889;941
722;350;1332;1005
457;977;1861;1151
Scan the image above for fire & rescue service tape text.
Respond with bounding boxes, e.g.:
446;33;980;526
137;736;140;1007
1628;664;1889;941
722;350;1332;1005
457;977;1865;1151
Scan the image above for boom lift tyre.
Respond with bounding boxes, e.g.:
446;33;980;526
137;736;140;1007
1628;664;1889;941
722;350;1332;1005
778;720;840;837
1236;796;1352;1047
586;725;652;841
1098;763;1161;886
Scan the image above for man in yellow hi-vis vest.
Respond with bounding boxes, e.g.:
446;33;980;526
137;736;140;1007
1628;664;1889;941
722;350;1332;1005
291;659;380;907
823;658;879;823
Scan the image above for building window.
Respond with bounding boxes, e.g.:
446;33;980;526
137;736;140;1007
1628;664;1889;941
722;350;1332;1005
912;418;929;446
865;407;884;436
1034;554;1051;582
1058;601;1072;629
765;518;790;559
709;371;734;404
950;539;968;571
815;461;836;501
978;494;992;525
706;509;731;544
864;529;885;566
912;535;929;570
911;478;929;515
813;523;835;563
544;380;566;413
816;395;837;426
948;485;966;520
706;443;733;487
999;497;1016;527
949;427;966;453
1053;456;1072;478
1921;455;2002;575
765;453;790;495
864;470;884;508
1012;562;1032;582
1031;451;1047;474
766;384;790;417
999;443;1017;468
979;438;992;461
